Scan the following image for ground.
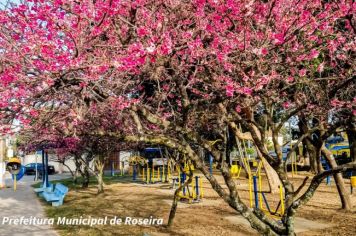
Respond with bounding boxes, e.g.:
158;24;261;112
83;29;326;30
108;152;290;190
0;173;70;236
34;171;356;236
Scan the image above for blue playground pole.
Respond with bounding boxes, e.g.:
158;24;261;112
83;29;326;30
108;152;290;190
253;176;259;209
149;159;153;183
181;173;186;196
160;167;163;182
209;154;213;174
41;150;45;185
44;151;49;188
133;165;137;181
326;163;331;185
111;161;115;177
195;176;199;198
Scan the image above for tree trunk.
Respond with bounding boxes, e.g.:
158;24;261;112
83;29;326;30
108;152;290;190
167;167;193;227
303;139;318;173
346;118;356;162
258;150;281;193
95;156;105;194
315;147;323;173
82;165;90;188
97;170;104;194
299;118;318;173
62;160;75;179
79;156;91;188
321;145;352;210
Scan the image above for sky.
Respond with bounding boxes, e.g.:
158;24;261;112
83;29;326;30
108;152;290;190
0;0;21;9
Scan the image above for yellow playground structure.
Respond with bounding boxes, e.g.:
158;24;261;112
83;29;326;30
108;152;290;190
171;159;204;203
242;159;285;217
230;160;242;179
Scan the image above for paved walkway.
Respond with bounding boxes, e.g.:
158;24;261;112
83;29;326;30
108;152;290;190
0;173;69;236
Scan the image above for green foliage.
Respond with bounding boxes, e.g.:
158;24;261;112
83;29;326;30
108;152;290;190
246;148;255;155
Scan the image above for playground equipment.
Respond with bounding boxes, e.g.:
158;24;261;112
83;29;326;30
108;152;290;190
244;159;285;217
135;148;171;184
230;160;242;179
351;176;356;194
128;156;147;181
207;139;222;174
168;158;204;203
119;161;125;176
6;157;25;191
290;145;298;177
143;163;165;184
173;173;204;203
127;155;168;184
330;145;350;158
321;158;333;185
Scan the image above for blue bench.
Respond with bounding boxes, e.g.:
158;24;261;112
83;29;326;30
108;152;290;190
42;183;68;207
34;183;54;197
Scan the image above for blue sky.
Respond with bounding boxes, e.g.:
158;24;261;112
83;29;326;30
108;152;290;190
0;0;21;8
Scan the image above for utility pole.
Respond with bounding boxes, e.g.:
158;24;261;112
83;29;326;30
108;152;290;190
0;138;6;188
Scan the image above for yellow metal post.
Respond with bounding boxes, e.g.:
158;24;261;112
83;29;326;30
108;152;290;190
279;185;285;215
157;167;160;181
178;167;181;185
14;175;17;192
199;177;204;198
191;181;195;199
146;163;150;184
258;167;263;210
249;175;253;208
243;158;253;208
168;163;171;181
291;154;295;177
236;165;242;179
294;153;298;175
163;162;166;182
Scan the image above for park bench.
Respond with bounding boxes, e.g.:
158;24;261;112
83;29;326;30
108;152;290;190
42;183;68;207
34;182;54;197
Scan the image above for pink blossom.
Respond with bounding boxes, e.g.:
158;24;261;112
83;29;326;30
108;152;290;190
299;69;307;77
226;85;234;97
309;49;319;59
287;77;294;83
79;82;87;88
317;63;325;73
261;48;268;56
242;87;252;96
137;27;148;37
235;105;241;113
29;110;39;117
272;33;285;45
282;102;290;109
330;99;344;107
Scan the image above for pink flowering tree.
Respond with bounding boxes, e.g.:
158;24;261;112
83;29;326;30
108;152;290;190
0;0;355;235
15;99;130;192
